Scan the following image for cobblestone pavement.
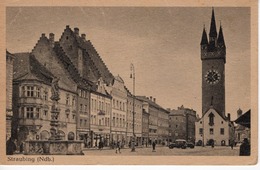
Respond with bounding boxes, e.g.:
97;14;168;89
83;146;240;156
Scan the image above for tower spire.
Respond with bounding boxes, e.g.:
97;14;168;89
200;26;208;45
209;8;217;38
217;24;225;47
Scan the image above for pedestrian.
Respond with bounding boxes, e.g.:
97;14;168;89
230;141;234;150
20;142;24;153
115;141;121;154
6;137;16;155
98;140;102;150
152;141;156;152
239;138;250;156
211;141;214;148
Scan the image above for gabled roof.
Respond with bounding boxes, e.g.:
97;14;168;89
199;107;228;121
136;96;169;113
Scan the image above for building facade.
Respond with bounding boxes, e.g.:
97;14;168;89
6;51;15;140
169;105;197;142
137;96;169;145
126;91;143;146
13;53;77;148
195;9;235;146
90;78;112;147
106;75;127;147
234;108;250;144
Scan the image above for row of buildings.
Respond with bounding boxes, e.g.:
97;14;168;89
6;25;173;149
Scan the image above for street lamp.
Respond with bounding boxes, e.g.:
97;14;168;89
130;63;136;152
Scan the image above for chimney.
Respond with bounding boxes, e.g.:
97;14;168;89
81;33;86;41
49;33;54;47
74;27;79;35
227;113;231;121
150;96;153;100
153;98;156;103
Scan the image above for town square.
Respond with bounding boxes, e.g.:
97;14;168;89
5;6;251;157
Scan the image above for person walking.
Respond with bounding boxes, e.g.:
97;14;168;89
230;140;234;150
115;141;121;154
239;138;250;156
152;141;156;152
6;137;16;155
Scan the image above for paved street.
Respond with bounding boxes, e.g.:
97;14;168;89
83;146;240;156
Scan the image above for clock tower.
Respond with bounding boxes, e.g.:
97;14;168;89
201;9;226;117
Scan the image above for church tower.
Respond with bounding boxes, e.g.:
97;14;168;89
201;8;226;117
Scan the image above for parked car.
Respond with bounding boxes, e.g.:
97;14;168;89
187;142;195;148
169;139;187;149
168;142;177;149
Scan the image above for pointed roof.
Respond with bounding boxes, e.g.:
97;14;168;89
209;8;217;38
217;25;225;46
200;27;208;45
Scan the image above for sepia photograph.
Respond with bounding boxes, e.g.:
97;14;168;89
0;0;257;166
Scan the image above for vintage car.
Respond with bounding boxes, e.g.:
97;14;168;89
169;139;187;149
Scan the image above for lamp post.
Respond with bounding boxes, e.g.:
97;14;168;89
130;63;136;152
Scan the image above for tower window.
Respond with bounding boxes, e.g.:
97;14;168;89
209;112;215;126
199;128;203;134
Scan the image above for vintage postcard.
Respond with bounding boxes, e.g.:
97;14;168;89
0;0;258;165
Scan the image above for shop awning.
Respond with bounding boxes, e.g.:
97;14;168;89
234;110;250;128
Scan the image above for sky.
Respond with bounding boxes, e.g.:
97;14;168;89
6;7;251;120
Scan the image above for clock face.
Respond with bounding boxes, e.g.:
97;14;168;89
205;70;221;84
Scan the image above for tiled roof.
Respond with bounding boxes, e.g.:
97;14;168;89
13;52;53;84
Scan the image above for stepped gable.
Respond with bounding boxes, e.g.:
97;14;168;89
53;42;91;89
84;40;114;85
82;49;102;82
64;26;114;85
32;33;50;53
13;52;53;84
136;96;169;113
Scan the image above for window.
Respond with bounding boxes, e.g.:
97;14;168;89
200;121;202;124
209;112;214;126
66;94;70;105
72;97;75;107
199;128;203;134
85;105;87;112
80;104;83;112
91;99;94;111
220;128;224;135
27;86;34;97
35;108;40;118
176;125;178;128
44;91;48;101
80;119;83;126
84;120;87;126
36;87;40;97
210;128;214;135
26;107;34;119
72;115;76;120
